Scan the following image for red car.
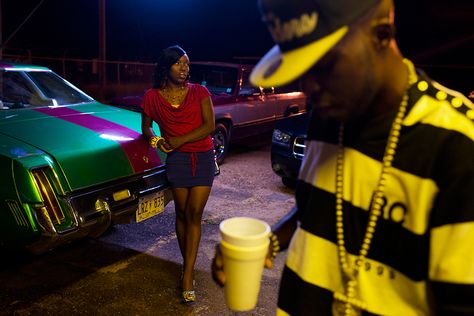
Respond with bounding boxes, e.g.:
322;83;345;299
110;62;307;164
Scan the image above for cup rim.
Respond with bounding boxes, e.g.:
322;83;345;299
219;217;270;241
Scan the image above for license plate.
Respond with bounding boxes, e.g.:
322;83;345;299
136;191;165;223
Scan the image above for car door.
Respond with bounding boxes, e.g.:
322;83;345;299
263;82;306;120
231;69;274;138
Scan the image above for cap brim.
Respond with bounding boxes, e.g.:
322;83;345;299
250;26;349;87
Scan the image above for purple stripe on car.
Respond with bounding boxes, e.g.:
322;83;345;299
34;106;162;172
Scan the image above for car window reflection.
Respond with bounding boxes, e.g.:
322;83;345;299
0;70;93;109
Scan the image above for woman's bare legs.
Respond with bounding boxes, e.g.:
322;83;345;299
172;186;212;292
173;188;188;260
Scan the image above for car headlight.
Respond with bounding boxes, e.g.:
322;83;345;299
272;129;291;147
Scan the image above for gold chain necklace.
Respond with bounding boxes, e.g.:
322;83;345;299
332;59;416;316
161;86;186;108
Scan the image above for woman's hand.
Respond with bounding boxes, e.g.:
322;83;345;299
166;136;185;150
157;138;173;153
149;136;173;153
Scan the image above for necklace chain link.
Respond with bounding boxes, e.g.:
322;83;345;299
161;86;186;107
332;59;416;316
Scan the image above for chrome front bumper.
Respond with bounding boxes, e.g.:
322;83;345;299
26;167;172;254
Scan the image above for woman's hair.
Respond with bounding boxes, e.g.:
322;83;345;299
152;45;187;88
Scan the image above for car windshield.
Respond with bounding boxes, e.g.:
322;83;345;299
0;69;94;109
189;64;238;95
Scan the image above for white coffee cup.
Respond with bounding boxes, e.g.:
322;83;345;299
219;217;270;247
220;239;269;311
219;217;271;311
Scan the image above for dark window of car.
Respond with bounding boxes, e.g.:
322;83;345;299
238;69;261;96
190;64;238;95
0;71;38;108
0;70;93;109
246;75;301;96
273;79;301;94
239;69;302;97
27;71;93;105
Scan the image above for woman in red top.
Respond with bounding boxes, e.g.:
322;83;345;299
141;45;216;303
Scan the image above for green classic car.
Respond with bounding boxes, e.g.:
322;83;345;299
0;61;172;254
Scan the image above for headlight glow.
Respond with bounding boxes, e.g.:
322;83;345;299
272;129;291;147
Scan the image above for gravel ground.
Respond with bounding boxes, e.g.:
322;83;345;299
0;143;297;316
98;142;297;315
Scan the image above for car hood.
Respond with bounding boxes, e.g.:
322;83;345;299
0;102;165;190
275;112;310;136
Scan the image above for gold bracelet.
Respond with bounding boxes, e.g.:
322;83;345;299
149;136;163;149
269;232;280;259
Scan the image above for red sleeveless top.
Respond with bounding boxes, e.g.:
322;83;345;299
141;83;214;152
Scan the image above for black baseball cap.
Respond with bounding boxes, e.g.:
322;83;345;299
250;0;381;87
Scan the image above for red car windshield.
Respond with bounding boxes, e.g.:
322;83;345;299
189;64;238;95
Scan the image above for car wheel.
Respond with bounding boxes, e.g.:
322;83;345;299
212;122;229;165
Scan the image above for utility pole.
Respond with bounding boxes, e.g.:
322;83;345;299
99;0;106;92
0;0;3;59
0;0;45;60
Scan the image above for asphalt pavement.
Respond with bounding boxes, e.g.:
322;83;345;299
0;142;297;316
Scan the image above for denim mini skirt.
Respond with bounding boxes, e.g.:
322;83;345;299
166;150;215;188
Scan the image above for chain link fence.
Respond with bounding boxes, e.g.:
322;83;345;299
2;50;155;103
2;50;472;102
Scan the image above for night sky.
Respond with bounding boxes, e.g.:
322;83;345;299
2;0;273;62
2;0;473;92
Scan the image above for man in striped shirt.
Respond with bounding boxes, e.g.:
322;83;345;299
214;0;474;314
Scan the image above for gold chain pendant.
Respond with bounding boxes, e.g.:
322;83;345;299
333;276;366;316
332;300;362;316
161;87;186;107
332;59;415;316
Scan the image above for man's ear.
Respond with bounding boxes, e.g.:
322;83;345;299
373;23;395;50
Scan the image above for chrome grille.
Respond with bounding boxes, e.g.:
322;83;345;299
32;168;65;224
292;137;306;159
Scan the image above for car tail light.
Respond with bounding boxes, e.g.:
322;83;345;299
31;167;65;225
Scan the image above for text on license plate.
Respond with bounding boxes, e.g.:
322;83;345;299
136;191;165;223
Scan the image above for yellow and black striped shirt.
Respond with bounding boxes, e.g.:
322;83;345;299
277;68;474;315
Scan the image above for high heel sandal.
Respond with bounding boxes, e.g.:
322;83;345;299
181;280;196;303
180;269;196;302
182;290;196;303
